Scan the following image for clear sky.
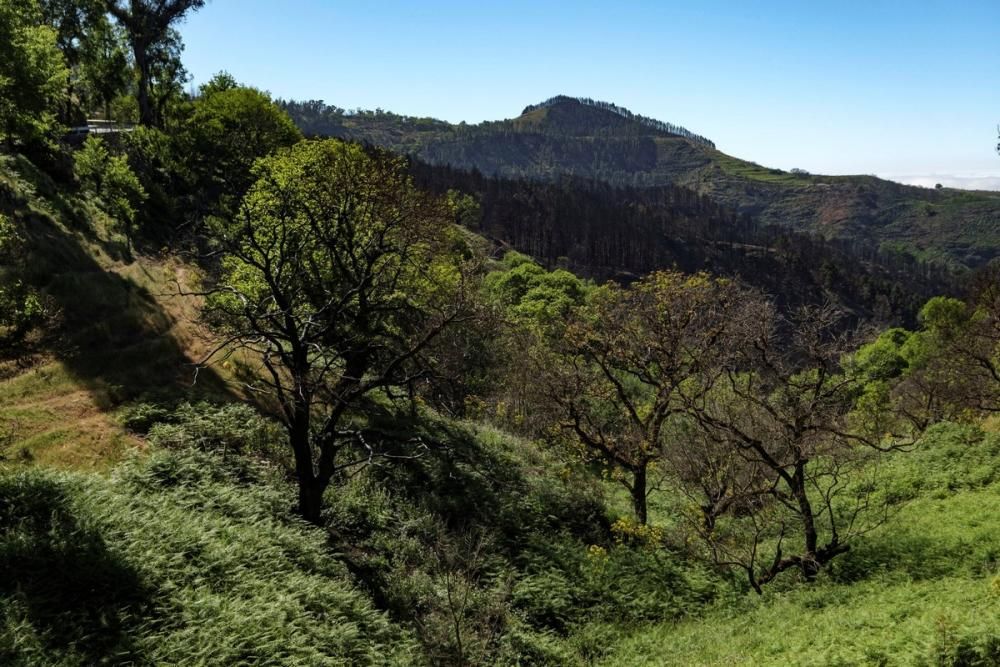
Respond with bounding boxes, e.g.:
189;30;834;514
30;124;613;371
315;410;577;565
178;0;1000;189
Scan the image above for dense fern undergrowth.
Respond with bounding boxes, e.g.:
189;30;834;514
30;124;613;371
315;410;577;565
607;421;1000;666
2;136;1000;665
3;403;1000;665
0;401;730;666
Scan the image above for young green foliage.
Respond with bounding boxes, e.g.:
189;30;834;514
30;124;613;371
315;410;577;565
0;0;68;148
0;215;44;352
204;138;480;522
74;136;147;251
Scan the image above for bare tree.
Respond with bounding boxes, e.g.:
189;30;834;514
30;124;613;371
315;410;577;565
415;527;510;667
539;272;762;524
682;303;902;591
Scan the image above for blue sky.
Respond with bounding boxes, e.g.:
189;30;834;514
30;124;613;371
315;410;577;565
179;0;1000;188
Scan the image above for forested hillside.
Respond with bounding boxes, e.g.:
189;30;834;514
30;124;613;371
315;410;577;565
282;95;1000;269
2;1;1000;665
409;160;956;324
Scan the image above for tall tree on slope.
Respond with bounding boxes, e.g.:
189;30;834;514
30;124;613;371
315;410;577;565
106;0;205;126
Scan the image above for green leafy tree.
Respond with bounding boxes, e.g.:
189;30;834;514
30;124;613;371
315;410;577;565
855;291;1000;432
917;293;1000;414
198;70;237;97
75;136;147;252
79;16;131;120
203;139;479;523
0;215;44;352
0;0;68;148
182;81;302;213
38;0;104;122
144;27;190;127
106;0;206;126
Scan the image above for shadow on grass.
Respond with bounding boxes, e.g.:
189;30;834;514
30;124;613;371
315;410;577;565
2;156;230;409
0;473;151;664
333;408;608;587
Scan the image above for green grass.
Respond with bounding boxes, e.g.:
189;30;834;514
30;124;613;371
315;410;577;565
601;422;1000;666
712;153;813;187
0;151;231;469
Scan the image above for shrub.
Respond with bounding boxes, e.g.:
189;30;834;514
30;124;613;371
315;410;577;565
122;400;285;463
74;137;147;248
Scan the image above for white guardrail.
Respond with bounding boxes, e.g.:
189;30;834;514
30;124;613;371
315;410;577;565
65;120;136;138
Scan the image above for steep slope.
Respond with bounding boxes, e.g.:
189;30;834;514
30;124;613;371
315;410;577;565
283;95;1000;269
0;154;226;468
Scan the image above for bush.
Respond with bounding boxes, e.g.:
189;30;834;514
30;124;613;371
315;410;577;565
122;400;286;463
74;137;147;248
925;618;1000;667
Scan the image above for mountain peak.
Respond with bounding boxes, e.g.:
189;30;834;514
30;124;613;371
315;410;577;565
519;95;715;148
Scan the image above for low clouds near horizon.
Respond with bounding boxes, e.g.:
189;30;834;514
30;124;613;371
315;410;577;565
881;171;1000;192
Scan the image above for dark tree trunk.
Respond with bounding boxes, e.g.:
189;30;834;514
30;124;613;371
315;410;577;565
631;463;648;525
793;463;820;580
133;43;155;126
289;416;327;525
298;476;327;525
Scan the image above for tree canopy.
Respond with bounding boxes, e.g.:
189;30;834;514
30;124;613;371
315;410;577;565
204;139;480;522
0;0;68;148
182;81;302;213
106;0;206;126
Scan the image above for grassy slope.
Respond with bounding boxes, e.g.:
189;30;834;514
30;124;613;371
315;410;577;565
0;154;226;469
0;155;424;665
604;420;1000;666
0;450;414;666
0;155;713;665
5;151;1000;665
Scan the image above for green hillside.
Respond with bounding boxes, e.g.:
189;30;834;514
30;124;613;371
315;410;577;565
3;4;1000;664
3;150;999;664
605;419;1000;666
283;95;1000;269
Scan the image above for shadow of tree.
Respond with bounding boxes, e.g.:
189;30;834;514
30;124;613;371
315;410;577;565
0;473;151;664
1;156;229;408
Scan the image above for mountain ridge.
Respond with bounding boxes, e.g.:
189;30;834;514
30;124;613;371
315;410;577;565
280;95;1000;269
518;95;716;147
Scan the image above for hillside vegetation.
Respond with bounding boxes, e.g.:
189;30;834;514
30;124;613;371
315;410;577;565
609;420;1000;666
282;96;1000;270
3;3;1000;665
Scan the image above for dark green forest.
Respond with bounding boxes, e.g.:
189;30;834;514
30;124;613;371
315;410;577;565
2;1;1000;665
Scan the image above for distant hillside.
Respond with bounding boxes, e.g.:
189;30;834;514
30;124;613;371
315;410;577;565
281;96;1000;269
410;160;955;326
